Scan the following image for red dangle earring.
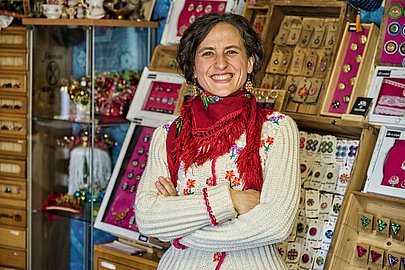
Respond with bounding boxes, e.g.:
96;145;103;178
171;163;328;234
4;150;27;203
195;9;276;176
245;74;254;92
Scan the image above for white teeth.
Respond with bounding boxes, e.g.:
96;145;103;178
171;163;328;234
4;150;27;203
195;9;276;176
212;74;231;80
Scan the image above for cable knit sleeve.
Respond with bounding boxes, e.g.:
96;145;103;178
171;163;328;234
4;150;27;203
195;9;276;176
179;114;300;252
135;125;237;242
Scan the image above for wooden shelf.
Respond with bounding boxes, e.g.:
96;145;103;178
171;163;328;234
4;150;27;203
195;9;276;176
287;112;379;138
22;18;158;28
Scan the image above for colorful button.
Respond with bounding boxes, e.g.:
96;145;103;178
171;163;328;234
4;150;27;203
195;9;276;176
388;22;401;36
384;40;398;54
389;3;403;20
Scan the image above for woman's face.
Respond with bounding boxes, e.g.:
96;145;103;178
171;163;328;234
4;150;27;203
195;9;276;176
194;23;254;97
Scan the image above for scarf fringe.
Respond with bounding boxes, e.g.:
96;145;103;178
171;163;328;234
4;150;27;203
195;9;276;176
172;104;250;172
168;90;269;192
236;108;268;191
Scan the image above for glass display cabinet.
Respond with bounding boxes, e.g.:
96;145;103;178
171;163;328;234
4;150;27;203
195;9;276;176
23;18;157;270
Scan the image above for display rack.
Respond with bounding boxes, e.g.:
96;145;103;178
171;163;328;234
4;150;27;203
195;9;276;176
23;18;157;270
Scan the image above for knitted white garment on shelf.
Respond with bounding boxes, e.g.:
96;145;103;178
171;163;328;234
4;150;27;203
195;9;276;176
68;146;112;195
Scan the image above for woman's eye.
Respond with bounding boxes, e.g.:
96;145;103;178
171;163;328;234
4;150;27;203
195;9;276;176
202;51;213;57
226;50;238;55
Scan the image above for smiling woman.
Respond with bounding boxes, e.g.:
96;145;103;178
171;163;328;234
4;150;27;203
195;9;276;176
135;12;300;270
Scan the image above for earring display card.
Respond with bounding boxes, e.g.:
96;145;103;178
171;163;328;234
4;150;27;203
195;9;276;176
364;125;405;199
367;67;405;125
160;0;245;45
95;123;159;247
378;0;405;66
321;23;379;117
127;67;185;126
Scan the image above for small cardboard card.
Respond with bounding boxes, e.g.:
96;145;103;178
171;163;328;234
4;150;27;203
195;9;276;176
322;164;340;193
321;221;335;249
329;195;343;223
285;242;301;264
305;189;320;219
352;243;370;266
296;216;307;239
320;135;337;164
357;212;374;233
313;249;328;270
385;251;402;270
309;162;326;190
390;219;405;242
350;97;373;116
299;246;315;269
319;193;334;221
306;219;322;248
335;165;351;195
375;216;390;237
276;241;288;261
368;246;384;269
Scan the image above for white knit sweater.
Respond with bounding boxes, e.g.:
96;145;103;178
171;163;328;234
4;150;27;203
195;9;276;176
135;112;300;270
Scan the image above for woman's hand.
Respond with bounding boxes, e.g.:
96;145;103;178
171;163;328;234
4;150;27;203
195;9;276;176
229;189;260;215
155;176;177;196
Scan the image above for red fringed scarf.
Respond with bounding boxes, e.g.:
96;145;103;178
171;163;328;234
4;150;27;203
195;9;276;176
166;88;269;191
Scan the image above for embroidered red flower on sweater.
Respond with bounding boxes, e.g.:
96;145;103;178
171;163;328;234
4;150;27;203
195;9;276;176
266;136;274;145
231;177;241;188
206;177;215;186
213;252;222;262
225;170;235;181
186;179;196;189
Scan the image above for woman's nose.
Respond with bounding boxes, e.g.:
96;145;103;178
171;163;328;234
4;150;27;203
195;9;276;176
214;53;227;69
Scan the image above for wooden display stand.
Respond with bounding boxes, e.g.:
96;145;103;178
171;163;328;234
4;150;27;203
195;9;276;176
328;192;405;269
148;45;178;73
321;23;379;118
0;26;28;270
94;244;159;270
244;1;357;116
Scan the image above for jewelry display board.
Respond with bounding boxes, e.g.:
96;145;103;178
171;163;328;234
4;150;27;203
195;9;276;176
321;23;379;117
254;1;357;116
378;0;405;66
160;0;245;45
95;123;161;248
367;66;405;126
364;125;405;199
126;67;185;126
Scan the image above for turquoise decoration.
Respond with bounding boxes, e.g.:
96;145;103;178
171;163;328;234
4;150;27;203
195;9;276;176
361;215;371;227
377;219;387;231
391;223;401;235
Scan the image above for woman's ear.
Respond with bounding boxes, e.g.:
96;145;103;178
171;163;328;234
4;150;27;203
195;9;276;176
248;56;254;74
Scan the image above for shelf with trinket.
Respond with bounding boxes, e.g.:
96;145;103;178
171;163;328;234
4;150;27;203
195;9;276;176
249;1;357;116
321;23;379;118
23;18;158;269
160;0;245;45
328;191;405;269
33;119;120;223
274;114;380;270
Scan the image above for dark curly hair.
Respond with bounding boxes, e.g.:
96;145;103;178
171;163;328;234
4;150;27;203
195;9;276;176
177;12;264;85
